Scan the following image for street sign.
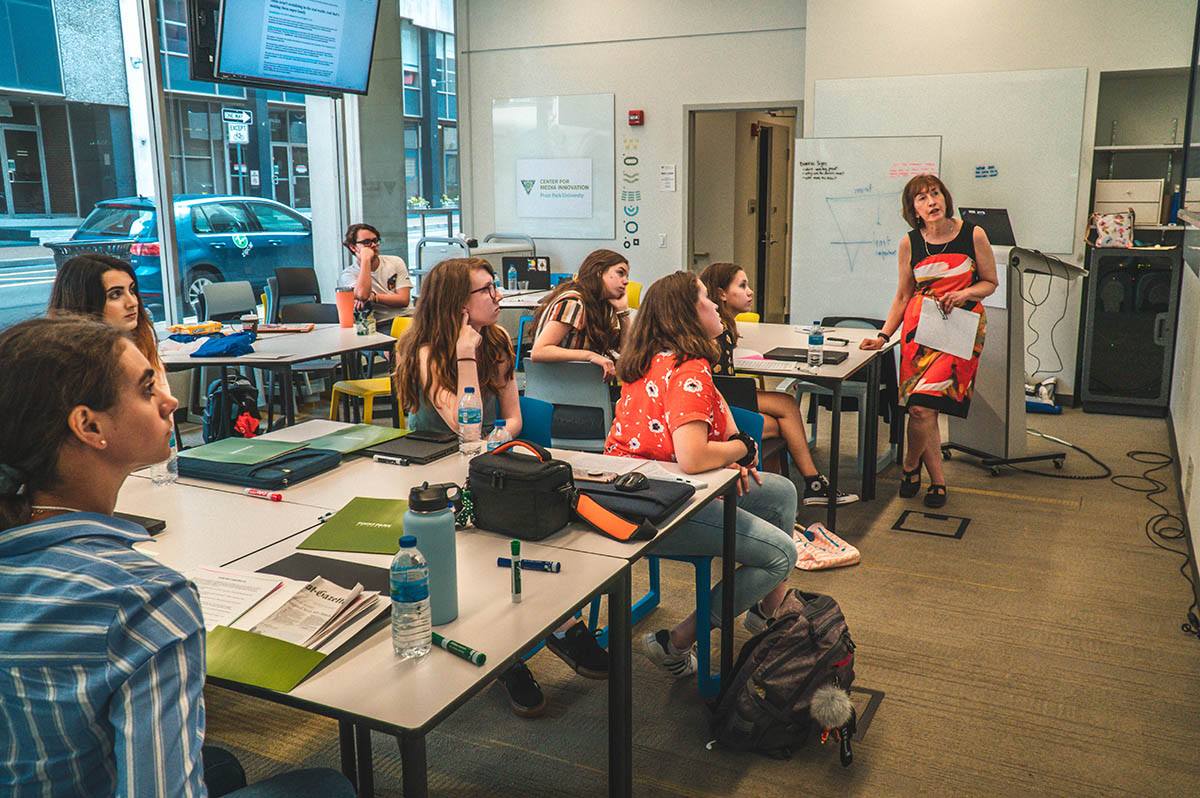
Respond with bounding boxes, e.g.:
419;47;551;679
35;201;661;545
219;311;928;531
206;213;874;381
226;122;249;144
221;108;253;125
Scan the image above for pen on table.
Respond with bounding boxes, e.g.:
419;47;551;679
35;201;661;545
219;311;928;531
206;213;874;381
826;337;850;345
497;557;561;573
432;632;486;666
244;488;282;502
510;539;522;603
373;454;410;466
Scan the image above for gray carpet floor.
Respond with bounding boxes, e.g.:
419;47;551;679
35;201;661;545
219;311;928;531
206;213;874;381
203;407;1200;796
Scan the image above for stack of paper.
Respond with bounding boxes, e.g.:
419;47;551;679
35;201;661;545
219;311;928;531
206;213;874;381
248;577;381;652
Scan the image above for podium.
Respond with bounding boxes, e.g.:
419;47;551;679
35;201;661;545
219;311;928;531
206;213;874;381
944;247;1086;473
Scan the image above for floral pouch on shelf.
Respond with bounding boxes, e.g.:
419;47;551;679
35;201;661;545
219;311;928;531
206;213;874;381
1087;209;1135;247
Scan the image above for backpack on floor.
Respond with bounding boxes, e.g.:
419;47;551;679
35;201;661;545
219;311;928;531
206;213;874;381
706;589;857;764
203;375;261;442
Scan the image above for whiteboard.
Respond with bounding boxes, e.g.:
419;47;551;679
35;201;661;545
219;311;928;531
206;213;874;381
492;93;614;239
789;136;942;325
813;68;1086;254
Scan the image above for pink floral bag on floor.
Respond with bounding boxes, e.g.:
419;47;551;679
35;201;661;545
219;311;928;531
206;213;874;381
1086;208;1135;248
794;522;860;570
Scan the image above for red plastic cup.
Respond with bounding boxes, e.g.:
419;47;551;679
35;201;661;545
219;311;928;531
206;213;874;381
335;287;355;328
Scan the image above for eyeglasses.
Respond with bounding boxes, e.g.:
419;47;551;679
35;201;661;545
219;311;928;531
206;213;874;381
355;237;381;247
470;283;500;299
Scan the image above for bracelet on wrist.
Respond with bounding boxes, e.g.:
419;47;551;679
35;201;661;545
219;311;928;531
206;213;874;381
457;357;477;363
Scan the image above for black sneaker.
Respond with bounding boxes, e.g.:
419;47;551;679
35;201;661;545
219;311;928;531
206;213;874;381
802;474;860;506
497;662;547;718
544;621;609;680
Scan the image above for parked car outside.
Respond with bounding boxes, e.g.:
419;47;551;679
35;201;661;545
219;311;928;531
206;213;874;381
70;195;314;318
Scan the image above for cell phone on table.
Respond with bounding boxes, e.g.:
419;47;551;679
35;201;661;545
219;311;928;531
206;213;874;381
405;429;458;444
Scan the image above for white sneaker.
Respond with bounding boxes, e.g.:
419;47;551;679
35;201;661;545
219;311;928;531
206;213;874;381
743;601;769;634
641;630;698;678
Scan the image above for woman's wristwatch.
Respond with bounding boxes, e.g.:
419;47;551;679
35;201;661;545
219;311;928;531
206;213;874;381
729;431;758;468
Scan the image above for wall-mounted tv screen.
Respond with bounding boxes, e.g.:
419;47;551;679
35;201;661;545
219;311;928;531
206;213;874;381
214;0;381;96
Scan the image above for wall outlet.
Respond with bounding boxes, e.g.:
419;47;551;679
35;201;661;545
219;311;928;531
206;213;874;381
658;234;666;248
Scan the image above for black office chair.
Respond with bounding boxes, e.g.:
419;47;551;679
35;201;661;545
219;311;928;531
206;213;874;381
280;302;340;324
713;374;790;478
273;267;321;322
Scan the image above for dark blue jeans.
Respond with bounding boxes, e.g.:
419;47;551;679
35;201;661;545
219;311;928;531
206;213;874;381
204;747;355;798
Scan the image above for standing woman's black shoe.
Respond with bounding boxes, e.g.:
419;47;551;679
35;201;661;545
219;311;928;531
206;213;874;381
924;484;947;508
898;463;922;498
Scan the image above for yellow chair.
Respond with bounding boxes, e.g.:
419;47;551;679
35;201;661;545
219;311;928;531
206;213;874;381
735;311;760;323
329;317;413;426
626;281;642;309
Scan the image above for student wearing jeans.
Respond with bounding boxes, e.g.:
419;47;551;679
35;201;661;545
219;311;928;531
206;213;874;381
0;316;354;797
393;258;610;717
604;272;799;677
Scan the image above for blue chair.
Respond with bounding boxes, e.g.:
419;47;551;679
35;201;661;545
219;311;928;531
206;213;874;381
585;407;765;697
514;314;535;371
523;361;613;452
518;395;553;447
549;272;573;286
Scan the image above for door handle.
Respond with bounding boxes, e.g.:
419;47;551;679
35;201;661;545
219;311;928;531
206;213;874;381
210;243;226;248
268;239;283;245
1153;312;1166;346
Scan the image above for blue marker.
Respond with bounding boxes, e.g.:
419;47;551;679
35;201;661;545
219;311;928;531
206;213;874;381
497;557;561;573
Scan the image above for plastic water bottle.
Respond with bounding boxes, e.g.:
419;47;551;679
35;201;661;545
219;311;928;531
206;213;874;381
486;418;512;452
507;263;519;290
807;322;824;372
151;427;178;486
457;386;484;456
391;535;432;659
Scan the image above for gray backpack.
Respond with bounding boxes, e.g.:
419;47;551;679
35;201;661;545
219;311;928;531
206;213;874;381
706;589;857;764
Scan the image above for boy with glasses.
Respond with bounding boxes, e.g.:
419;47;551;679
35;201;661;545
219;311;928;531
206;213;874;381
340;222;413;334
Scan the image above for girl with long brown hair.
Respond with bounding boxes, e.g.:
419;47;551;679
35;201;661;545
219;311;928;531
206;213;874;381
606;272;798;679
699;262;856;507
530;248;630;379
48;253;167;385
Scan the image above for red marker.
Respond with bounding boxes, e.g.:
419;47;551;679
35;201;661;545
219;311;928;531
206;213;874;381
244;488;282;502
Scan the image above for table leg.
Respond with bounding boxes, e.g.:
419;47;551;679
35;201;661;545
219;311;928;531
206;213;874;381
400;733;428;798
282;366;295;427
827;381;842;530
720;490;738;682
338;720;356;788
862;356;881;501
607;566;632;798
355;724;375;797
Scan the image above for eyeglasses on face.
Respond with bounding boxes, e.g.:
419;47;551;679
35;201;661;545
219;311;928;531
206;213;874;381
355;237;381;247
469;282;500;298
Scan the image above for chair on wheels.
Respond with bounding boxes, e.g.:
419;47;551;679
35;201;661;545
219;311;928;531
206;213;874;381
585;405;767;697
523;360;613;452
784;316;899;473
713;375;789;477
328;317;413;427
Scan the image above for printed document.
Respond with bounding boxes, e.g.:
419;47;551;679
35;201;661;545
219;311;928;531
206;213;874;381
184;567;284;630
914;297;980;360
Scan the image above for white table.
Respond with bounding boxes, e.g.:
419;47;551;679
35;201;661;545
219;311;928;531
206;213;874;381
162;325;395;427
498;288;552;309
733;322;899;530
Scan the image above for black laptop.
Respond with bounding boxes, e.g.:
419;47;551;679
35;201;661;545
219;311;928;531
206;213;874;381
502;256;552;290
763;347;850;365
958;207;1016;247
361;430;460;465
114;511;166;536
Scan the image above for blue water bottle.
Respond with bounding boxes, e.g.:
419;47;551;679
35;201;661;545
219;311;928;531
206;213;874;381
403;482;460;625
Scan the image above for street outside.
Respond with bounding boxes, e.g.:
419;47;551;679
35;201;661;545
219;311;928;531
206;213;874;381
0;211;459;329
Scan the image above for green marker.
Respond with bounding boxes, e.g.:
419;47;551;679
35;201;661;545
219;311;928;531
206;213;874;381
510;539;522;603
432;632;486;666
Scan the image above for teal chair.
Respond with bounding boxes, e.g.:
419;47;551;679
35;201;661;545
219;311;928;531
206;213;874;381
518;395;553;447
586;406;765;697
523;360;613;452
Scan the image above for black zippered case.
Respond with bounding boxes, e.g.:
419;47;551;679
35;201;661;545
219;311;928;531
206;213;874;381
468;440;575;541
177;447;342;489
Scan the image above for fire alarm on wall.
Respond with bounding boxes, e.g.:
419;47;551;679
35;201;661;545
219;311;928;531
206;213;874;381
628;110;644;126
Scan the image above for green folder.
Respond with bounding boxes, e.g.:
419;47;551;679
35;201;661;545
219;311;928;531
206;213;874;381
298;496;408;554
178;438;306;464
206;626;327;693
300;424;407;454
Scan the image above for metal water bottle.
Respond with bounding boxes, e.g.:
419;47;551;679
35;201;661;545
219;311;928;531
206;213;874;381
403;482;460;625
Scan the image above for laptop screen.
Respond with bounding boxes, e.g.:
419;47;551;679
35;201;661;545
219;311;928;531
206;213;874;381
502;256;552;290
958;208;1016;247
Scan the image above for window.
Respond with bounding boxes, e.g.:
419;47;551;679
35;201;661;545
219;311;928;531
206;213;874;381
195;201;254;234
402;21;422;117
248;202;308;232
404;123;422;201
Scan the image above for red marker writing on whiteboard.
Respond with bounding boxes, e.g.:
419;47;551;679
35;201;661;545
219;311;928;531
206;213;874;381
244;488;282;502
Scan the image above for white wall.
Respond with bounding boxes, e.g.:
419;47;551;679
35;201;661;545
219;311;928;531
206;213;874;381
804;0;1195;396
1171;225;1200;568
458;0;804;284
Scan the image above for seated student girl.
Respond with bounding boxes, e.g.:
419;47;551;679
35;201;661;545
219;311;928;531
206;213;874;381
48;253;171;392
393;257;608;718
699;262;857;508
530;248;631;379
604;272;799;678
0;316;353;797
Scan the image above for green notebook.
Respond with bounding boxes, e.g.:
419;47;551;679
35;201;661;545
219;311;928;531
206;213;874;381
177;438;306;464
300;424;407;454
206;626;327;693
298;496;408;554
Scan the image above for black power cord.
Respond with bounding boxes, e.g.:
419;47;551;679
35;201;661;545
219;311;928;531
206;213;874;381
1008;429;1112;480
